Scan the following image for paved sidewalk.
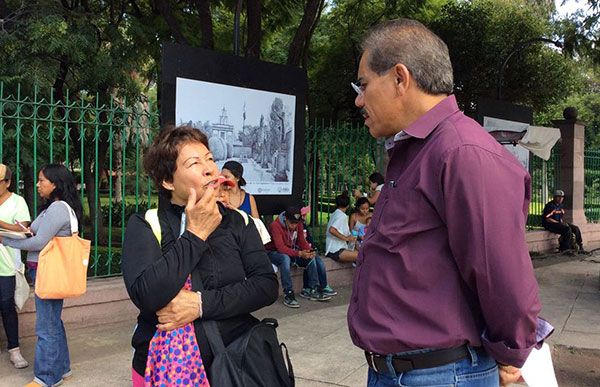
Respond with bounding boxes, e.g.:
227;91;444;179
0;255;598;386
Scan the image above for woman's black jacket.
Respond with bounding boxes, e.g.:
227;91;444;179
122;201;279;376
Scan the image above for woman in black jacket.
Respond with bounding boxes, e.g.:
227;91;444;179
122;126;278;385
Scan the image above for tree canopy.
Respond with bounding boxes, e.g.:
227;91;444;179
0;0;597;130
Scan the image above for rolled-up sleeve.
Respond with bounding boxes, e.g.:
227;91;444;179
442;144;545;367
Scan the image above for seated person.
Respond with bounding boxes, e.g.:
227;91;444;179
542;189;587;253
265;206;335;307
299;206;338;296
353;172;384;206
325;192;359;263
349;197;371;243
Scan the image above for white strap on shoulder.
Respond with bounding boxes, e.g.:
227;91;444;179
144;208;161;244
231;208;249;226
58;201;78;234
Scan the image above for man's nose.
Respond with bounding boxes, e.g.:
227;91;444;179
355;93;364;107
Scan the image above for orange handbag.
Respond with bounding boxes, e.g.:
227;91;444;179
35;201;91;299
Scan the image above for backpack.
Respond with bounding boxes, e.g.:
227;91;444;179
144;208;295;387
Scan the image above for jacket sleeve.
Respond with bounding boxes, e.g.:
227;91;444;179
269;221;300;257
3;203;69;252
297;223;312;251
201;216;278;320
121;213;209;313
442;145;542;367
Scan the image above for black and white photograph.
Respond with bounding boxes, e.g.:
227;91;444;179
176;76;296;196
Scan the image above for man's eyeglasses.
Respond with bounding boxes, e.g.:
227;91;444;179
351;82;363;97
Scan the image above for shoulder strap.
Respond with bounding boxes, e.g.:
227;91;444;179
231;207;249;226
144;206;232;356
57;201;78;234
144;208;161;244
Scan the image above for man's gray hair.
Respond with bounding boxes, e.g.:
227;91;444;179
360;18;454;95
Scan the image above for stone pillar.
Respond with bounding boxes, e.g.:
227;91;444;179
552;108;587;225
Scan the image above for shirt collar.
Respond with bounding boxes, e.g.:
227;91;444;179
384;95;460;149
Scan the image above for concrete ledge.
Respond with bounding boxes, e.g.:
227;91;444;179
1;277;138;341
527;230;559;253
1;259;355;343
526;223;600;253
5;224;599;343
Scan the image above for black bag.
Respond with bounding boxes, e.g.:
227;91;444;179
203;317;294;387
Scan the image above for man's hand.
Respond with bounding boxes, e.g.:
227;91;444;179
498;364;523;386
156;289;201;331
299;250;316;259
186;186;222;241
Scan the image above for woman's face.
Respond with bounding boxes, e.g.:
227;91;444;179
0;178;10;197
359;202;370;216
221;168;239;188
369;180;378;190
162;141;219;205
37;171;56;199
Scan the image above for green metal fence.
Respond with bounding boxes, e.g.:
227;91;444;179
528;146;561;228
0;82;159;278
303;121;385;249
585;149;600;223
4;83;600;277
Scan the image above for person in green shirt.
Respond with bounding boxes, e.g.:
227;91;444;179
0;163;31;369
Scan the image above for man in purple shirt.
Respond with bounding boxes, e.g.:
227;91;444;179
347;19;551;386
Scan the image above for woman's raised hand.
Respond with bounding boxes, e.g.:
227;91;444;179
185;185;222;241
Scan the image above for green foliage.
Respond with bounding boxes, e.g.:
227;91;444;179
431;0;582;114
308;0;586;119
100;200;150;227
535;66;600;148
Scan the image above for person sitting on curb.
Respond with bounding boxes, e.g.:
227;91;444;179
542;189;588;254
298;206;337;296
325;192;359;263
266;206;335;307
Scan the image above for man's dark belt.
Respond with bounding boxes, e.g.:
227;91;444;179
364;345;474;374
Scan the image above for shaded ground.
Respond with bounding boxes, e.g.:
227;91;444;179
553;345;600;387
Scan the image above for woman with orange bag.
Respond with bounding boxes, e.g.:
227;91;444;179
1;164;83;387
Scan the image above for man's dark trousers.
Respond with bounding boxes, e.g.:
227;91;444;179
544;222;582;250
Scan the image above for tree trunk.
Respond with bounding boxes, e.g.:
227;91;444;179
192;0;214;49
301;0;324;68
245;0;262;58
0;0;8;18
287;0;323;67
154;0;189;45
82;135;110;245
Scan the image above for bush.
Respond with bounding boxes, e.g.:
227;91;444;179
100;200;150;227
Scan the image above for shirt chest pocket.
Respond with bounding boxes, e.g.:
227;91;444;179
376;185;442;238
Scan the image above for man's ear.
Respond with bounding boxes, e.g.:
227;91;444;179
161;179;175;192
393;63;411;95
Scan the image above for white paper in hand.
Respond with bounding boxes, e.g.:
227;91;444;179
520;343;558;387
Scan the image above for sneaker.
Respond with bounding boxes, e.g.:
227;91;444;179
8;347;28;369
322;285;338;297
283;292;300;308
62;370;73;379
307;288;331;302
299;288;313;299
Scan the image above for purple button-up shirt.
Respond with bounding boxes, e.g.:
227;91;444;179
347;95;546;367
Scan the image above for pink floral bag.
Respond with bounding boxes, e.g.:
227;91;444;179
144;276;210;387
